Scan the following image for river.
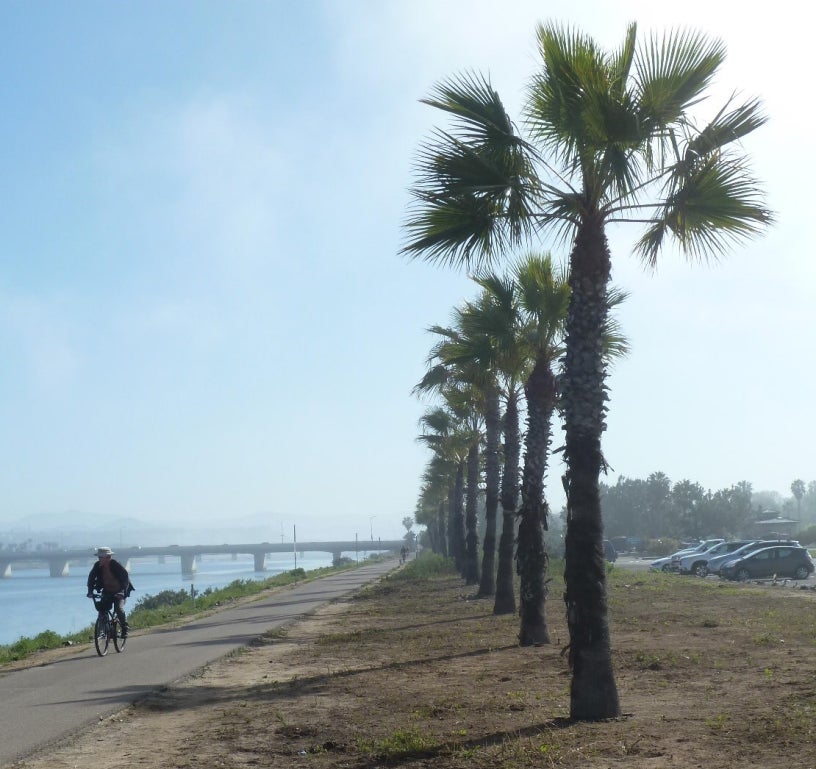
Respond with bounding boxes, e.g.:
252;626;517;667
0;550;366;645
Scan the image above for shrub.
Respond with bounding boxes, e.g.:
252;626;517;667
797;525;816;545
645;538;681;556
134;589;191;611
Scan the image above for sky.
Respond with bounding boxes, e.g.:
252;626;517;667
0;0;812;544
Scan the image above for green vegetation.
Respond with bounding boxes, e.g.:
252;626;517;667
389;552;457;580
0;562;357;667
359;729;439;760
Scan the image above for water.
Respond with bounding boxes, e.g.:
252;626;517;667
0;550;362;645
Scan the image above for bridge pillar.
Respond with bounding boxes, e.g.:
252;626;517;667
181;554;196;578
0;561;11;578
331;550;343;565
49;558;70;577
253;552;266;571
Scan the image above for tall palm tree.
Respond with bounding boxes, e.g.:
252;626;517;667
458;274;526;614
416;369;484;584
416;405;469;562
465;256;569;642
434;300;505;597
416;454;454;554
512;255;570;646
403;22;771;720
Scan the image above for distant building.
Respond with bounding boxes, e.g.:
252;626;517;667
752;516;799;539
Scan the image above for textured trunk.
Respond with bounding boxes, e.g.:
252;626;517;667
477;385;501;597
494;390;520;615
438;499;448;557
517;356;555;646
464;441;481;585
450;464;466;575
425;510;439;553
562;213;620;720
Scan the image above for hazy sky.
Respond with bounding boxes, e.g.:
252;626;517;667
0;1;811;543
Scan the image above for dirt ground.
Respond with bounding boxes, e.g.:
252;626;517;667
9;562;816;769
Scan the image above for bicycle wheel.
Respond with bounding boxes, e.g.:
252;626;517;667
113;618;127;652
94;613;110;656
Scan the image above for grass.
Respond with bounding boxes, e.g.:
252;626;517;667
0;558;372;667
19;549;816;768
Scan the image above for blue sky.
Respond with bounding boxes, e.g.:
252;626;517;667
1;0;812;542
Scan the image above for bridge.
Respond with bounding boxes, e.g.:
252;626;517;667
0;541;404;578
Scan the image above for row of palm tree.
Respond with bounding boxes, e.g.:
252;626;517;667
414;256;627;638
404;21;771;721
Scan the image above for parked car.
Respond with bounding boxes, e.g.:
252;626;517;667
720;545;814;582
649;539;725;572
707;540;800;576
673;540;756;577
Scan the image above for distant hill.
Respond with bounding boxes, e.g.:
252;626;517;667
0;512;279;549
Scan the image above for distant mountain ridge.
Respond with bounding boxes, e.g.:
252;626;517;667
0;511;280;549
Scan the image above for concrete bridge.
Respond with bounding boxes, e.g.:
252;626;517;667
0;541;404;578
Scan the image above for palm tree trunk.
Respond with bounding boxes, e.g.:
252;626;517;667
494;390;520;615
438;499;448;556
464;441;481;585
451;463;466;575
517;357;554;646
478;385;501;597
562;214;620;720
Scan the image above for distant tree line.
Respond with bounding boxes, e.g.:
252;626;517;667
598;474;816;541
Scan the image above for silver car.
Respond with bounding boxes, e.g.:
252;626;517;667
650;539;724;573
674;540;756;577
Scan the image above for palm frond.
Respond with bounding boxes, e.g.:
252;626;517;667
412;364;451;396
683;96;768;161
514;252;571;355
634;28;726;131
421;70;517;145
403;73;541;266
602;287;630;364
634;152;774;265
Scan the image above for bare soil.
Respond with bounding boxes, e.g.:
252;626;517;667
9;564;816;768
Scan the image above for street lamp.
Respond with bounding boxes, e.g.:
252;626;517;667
369;516;375;542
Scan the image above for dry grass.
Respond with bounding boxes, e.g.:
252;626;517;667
13;555;816;768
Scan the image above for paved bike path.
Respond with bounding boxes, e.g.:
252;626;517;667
0;560;396;766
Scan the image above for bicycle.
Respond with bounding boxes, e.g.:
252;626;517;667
90;593;127;656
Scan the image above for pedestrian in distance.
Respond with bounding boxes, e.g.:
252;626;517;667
86;546;134;636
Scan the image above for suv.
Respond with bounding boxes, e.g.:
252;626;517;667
674;540;756;577
720;545;814;582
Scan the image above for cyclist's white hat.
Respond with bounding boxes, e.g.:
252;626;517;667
95;546;114;557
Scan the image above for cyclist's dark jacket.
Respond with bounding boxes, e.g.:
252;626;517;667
87;559;134;597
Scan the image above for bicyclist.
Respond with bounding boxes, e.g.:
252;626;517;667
86;546;134;636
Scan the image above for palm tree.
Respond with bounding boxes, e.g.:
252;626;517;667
467;255;569;641
791;479;806;518
458;273;526;614
403;22;771;720
416;406;469;562
415;455;453;554
435;298;506;597
512;255;570;646
416;370;484;584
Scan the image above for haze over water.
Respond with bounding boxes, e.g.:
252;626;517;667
0;550;368;646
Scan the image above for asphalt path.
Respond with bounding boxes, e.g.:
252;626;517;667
0;559;397;766
615;555;652;571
